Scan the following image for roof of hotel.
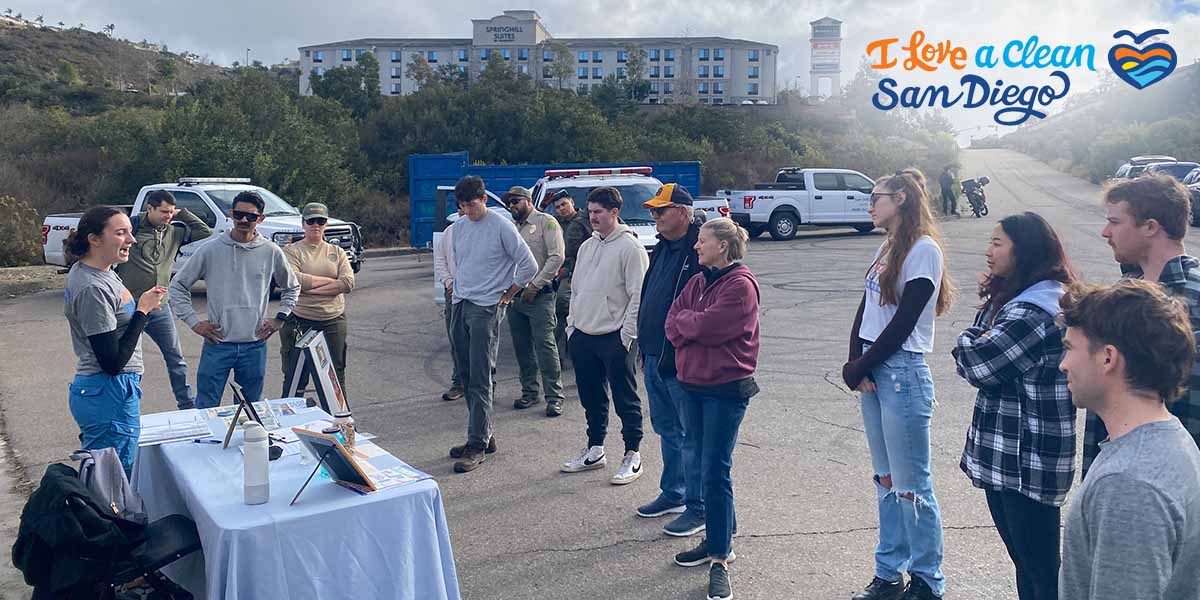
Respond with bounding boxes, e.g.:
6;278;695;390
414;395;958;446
300;36;777;51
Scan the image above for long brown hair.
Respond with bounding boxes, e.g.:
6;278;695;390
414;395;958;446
873;168;955;316
979;212;1075;320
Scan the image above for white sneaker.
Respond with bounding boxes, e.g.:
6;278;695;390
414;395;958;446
610;451;643;485
561;446;606;473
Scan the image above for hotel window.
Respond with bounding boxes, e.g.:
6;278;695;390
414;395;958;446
649;66;660;78
593;67;603;79
427;50;438;63
649;98;659;104
579;51;589;63
713;48;725;61
390;50;402;63
457;64;467;74
543;66;552;78
664;49;675;62
390;83;401;94
649;82;660;94
518;47;529;61
698;82;709;94
480;48;490;60
617;67;627;79
391;67;402;78
313;50;324;63
592;51;603;62
312;67;324;76
712;97;723;104
664;66;674;78
748;83;759;95
617;50;628;63
713;65;725;78
501;49;511;60
649;48;660;61
304;50;311;57
519;64;529;75
748;49;760;62
544;49;553;62
749;66;760;79
458;48;468;62
701;98;710;104
577;67;588;79
578;83;589;94
663;82;673;94
713;81;724;95
699;48;710;61
355;48;367;59
341;49;352;61
698;66;709;78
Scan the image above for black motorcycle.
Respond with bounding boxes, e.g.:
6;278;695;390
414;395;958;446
960;176;990;218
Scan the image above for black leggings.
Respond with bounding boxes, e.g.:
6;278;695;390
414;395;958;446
985;489;1061;600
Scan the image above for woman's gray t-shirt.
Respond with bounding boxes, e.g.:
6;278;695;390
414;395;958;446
64;262;143;376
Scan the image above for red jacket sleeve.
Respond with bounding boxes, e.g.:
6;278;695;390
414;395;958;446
666;275;758;348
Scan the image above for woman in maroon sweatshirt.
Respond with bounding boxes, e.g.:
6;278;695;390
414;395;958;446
664;217;760;600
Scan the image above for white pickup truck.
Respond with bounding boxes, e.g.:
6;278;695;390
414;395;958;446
42;178;364;272
723;168;877;240
432;166;728;304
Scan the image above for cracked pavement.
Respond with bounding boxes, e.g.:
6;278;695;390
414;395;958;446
0;150;1145;598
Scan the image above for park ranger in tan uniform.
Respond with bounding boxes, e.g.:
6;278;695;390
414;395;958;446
503;186;568;417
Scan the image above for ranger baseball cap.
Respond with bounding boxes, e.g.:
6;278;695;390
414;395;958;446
502;186;532;202
302;203;329;219
643;183;694;208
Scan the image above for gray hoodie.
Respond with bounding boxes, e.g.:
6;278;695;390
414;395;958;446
567;223;649;347
169;232;300;343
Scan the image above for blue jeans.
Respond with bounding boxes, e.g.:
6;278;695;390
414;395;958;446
195;340;267;409
143;304;194;409
68;372;142;477
644;354;703;515
860;349;945;596
681;387;749;560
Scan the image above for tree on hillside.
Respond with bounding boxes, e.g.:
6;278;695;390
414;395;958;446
156;58;177;95
3;9;12;16
34;15;42;27
56;61;82;86
103;23;114;37
590;74;634;121
405;54;435;89
309;52;381;121
57;21;65;29
622;45;650;101
544;40;572;90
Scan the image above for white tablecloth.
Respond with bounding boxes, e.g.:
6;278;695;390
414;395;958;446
133;409;460;600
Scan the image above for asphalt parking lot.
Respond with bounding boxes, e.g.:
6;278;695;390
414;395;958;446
0;149;1149;599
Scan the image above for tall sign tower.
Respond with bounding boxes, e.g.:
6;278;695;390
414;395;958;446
809;17;843;97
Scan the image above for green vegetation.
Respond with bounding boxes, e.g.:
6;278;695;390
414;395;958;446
0;26;959;264
1002;66;1200;182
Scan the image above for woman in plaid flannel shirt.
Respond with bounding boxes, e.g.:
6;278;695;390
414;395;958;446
952;212;1077;600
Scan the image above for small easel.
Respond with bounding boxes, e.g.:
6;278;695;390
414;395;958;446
221;381;265;450
284;329;351;415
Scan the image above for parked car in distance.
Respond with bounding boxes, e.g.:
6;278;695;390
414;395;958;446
1182;168;1200;187
723;167;876;240
1112;155;1177;180
1144;161;1200;181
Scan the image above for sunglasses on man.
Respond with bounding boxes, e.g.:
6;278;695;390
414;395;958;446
305;217;327;226
231;210;263;222
504;197;527;207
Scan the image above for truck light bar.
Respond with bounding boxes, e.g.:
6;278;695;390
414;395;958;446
544;166;652;179
177;177;252;185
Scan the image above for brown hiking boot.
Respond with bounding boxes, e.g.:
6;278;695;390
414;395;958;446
453;447;489;473
449;436;497;459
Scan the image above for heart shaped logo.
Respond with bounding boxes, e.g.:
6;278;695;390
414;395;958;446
1109;29;1177;90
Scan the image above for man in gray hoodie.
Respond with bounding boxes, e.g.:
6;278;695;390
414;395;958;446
170;191;300;408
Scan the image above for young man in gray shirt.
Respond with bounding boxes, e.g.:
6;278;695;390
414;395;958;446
447;176;538;473
1058;280;1200;600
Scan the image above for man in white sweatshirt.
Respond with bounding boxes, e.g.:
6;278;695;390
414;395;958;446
561;186;650;485
434;208;465;402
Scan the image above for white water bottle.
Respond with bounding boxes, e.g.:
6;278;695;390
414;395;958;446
243;422;270;505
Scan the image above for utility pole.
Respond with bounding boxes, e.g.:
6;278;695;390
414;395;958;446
246;48;250;67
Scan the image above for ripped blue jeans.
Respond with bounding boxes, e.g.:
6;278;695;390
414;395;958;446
859;349;945;596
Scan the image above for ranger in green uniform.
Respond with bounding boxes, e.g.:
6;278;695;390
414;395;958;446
550;190;593;366
504;186;567;417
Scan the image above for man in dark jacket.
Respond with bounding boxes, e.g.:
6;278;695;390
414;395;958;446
551;190;593;364
634;182;706;537
939;166;958;217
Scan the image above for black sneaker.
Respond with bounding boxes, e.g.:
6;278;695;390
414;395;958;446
852;576;905;600
675;539;737;567
545;399;563;417
449;437;497;459
441;385;464;401
514;396;542;410
707;563;732;600
902;576;941;600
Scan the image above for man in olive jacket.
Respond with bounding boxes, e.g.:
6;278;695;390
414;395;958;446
116;190;212;409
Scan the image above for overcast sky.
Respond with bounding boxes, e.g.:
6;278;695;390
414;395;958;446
10;1;1200;141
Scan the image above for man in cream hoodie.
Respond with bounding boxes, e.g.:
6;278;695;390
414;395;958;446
170;191;300;408
561;186;650;485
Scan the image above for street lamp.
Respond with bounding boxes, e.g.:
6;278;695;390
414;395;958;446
246;48;251;66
